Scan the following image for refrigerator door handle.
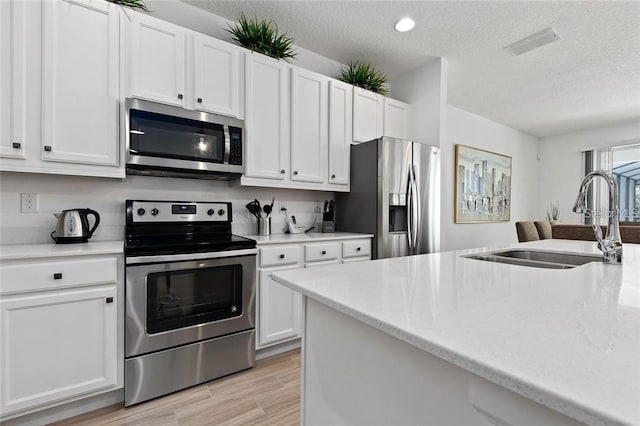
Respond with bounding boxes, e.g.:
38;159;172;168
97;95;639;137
410;165;419;253
406;170;414;252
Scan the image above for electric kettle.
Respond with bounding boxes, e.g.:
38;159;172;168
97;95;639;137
51;208;101;244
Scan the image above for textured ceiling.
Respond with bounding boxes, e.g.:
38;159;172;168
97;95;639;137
184;0;640;137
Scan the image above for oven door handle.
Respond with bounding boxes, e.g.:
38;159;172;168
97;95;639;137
126;248;257;265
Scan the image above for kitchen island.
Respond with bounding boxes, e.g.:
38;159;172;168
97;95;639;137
271;240;640;426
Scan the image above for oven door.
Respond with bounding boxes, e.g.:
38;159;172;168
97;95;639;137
125;251;256;358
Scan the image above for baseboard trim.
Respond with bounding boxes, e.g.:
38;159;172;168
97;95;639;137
1;389;124;426
256;339;301;360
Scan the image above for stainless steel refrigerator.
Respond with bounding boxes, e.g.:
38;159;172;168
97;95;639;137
336;137;440;259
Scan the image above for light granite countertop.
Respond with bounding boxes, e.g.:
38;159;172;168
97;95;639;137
0;240;124;261
272;240;640;426
241;232;373;245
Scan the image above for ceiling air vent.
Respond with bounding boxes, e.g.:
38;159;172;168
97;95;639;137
504;28;561;56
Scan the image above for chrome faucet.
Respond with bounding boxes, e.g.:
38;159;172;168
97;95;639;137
572;170;623;264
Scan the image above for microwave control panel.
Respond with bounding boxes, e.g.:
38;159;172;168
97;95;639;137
229;126;242;165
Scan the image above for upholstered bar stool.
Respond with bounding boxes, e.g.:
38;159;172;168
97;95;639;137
534;221;553;239
516;221;540;242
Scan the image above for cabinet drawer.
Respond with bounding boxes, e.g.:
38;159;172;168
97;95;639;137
305;242;339;262
260;245;300;267
342;239;371;258
0;257;118;295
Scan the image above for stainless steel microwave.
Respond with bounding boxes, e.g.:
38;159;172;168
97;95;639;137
125;98;244;180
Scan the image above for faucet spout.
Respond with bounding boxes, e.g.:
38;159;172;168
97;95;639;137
573;171;623;264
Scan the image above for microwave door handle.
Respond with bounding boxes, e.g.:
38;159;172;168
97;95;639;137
223;125;231;165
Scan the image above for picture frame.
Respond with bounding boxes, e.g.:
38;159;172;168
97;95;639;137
455;144;512;223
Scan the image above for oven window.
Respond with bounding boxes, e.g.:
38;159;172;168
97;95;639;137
146;265;243;334
130;109;225;163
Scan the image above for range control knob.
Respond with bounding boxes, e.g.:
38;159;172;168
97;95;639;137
137;208;145;216
218;209;225;216
150;208;159;216
207;209;215;216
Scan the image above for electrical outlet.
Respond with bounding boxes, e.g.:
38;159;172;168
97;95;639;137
21;193;39;213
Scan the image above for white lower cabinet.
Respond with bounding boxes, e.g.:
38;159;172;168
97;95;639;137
256;236;372;350
0;286;117;415
257;267;302;348
0;250;123;421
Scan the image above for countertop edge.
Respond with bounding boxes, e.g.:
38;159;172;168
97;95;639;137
0;241;124;261
271;251;633;426
242;233;374;245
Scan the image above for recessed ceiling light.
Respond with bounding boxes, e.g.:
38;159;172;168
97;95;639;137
394;18;415;33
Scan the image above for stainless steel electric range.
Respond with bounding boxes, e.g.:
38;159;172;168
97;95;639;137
124;200;257;406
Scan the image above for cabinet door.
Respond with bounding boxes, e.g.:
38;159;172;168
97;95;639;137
290;68;327;183
258;267;302;348
328;80;352;186
131;12;186;107
194;34;240;117
244;53;289;180
353;87;383;143
384;97;410;139
42;0;118;166
0;286;117;415
0;0;26;160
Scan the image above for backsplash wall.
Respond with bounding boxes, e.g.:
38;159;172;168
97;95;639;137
0;172;333;245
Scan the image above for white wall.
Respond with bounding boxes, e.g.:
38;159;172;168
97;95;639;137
0;172;331;245
537;119;640;224
441;106;540;252
389;59;447;148
391;60;540;252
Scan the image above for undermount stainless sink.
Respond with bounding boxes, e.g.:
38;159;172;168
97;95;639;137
464;250;603;269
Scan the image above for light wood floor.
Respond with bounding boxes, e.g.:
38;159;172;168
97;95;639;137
52;349;301;426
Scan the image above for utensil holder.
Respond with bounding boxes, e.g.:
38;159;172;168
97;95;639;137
258;217;271;236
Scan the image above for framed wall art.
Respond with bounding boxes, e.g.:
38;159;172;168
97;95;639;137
455;144;512;223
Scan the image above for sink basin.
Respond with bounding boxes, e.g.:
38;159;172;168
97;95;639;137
464;249;603;269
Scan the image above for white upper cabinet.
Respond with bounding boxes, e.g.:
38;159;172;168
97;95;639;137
244;53;289;180
129;13;243;118
353;87;383;143
328;80;352;186
290;68;328;184
0;0;26;160
194;34;241;117
130;12;187;107
42;0;119;166
384;97;410;140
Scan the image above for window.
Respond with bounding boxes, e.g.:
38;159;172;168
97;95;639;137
582;142;640;224
612;145;640;223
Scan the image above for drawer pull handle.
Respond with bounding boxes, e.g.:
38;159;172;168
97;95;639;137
44;145;52;152
177;93;184;99
12;142;21;149
321;250;327;255
197;97;203;103
331;174;336;179
53;273;63;280
356;247;361;251
279;254;285;259
293;171;298;175
106;297;114;304
280;169;286;174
